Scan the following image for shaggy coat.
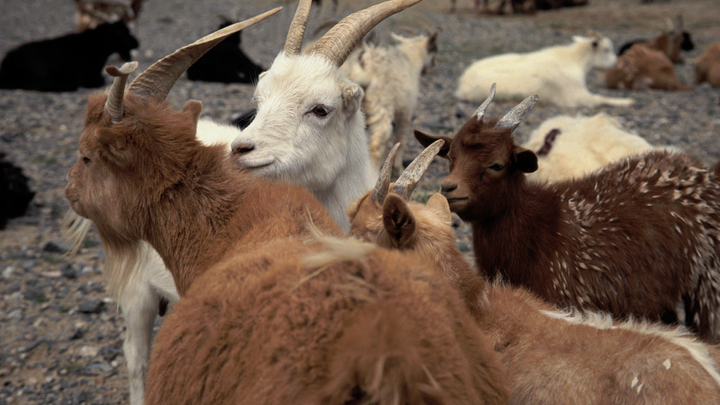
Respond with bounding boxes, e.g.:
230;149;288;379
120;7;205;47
694;43;720;88
416;116;720;342
0;21;138;92
349;190;720;404
606;43;692;91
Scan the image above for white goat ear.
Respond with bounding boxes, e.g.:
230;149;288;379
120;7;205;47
340;79;364;118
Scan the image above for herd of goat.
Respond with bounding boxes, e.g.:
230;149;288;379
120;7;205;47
2;0;720;403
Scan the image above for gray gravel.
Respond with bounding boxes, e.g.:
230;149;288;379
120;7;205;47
1;0;719;403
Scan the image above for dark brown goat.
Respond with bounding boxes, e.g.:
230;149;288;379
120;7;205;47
415;86;720;342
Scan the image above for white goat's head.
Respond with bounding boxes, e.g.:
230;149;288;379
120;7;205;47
231;0;421;193
390;30;439;76
576;34;617;70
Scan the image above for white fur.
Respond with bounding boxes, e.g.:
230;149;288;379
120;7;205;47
231;52;377;232
455;35;635;108
523;113;679;183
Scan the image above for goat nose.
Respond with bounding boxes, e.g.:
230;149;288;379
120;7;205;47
441;182;457;194
232;143;255;156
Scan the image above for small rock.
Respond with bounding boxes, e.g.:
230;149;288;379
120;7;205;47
42;241;67;254
60;264;77;279
98;347;121;362
79;346;99;357
69;328;84;341
23;285;47;303
1;283;20;295
72;389;88;404
0;368;11;377
77;300;105;314
7;309;22;320
2;266;14;279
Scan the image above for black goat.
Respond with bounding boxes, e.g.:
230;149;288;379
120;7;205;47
0;152;35;230
0;21;138;92
186;21;264;84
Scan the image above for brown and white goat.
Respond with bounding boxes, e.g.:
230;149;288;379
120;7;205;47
64;6;509;404
606;43;692;91
348;146;720;404
414;86;720;342
695;43;720;88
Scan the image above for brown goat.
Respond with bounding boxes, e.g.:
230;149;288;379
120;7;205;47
606;43;692;91
348;145;720;403
618;16;695;64
695;43;720;88
414;86;720;343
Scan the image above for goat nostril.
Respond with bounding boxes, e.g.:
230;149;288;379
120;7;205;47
441;183;457;194
232;143;255;156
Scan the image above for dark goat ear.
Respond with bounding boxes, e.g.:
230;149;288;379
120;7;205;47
513;146;538;173
182;100;203;129
382;194;416;249
97;128;135;170
414;130;451;158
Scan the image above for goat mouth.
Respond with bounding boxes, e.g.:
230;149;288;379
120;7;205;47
444;196;469;207
240;158;275;170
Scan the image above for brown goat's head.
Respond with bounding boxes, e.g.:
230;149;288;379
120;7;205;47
414;85;539;221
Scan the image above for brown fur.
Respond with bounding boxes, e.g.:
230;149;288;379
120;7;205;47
349;190;720;404
695;43;720;88
415;116;720;343
606;43;692;91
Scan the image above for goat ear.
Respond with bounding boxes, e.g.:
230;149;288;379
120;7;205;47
340;79;363;118
382;194;416;249
182;100;203;128
426;193;452;226
513;146;538;173
414;130;451;158
96;128;134;170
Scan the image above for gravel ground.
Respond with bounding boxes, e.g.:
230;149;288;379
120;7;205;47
1;0;719;403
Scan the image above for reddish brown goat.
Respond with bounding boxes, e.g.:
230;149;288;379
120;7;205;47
606;43;692;91
695;43;720;88
65;3;510;404
415;88;720;343
347;147;720;403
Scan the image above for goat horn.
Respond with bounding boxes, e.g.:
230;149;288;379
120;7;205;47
495;94;539;133
309;0;422;67
473;83;496;122
371;143;401;205
105;61;138;124
284;0;312;56
392;139;444;201
127;7;281;102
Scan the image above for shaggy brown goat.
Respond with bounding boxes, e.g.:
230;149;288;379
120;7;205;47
414;86;720;342
348;145;720;404
606;43;692;91
695;43;720;88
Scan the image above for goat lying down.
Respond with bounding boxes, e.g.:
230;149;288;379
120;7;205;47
455;34;634;108
416;85;720;342
605;43;692;91
64;3;511;403
348;143;720;404
695;43;720;88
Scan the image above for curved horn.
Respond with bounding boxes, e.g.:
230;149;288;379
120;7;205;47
127;7;281;102
104;61;138;124
309;0;422;66
495;94;539;133
371;143;401;205
392;139;445;201
473;83;496;122
284;0;312;56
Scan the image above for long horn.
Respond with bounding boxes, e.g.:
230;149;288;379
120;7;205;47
127;7;281;102
473;83;496;122
309;0;422;66
392;139;444;201
104;61;138;124
371;143;401;205
494;94;539;133
284;0;312;56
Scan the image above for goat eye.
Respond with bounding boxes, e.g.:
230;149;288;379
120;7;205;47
488;163;504;171
309;105;329;117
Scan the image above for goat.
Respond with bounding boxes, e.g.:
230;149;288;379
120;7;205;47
0;151;35;230
618;16;695;64
415;85;720;342
347;145;720;404
695;43;720;88
606;43;692;91
455;34;635;108
340;30;438;173
64;8;510;404
0;21;139;92
187;20;265;84
522;112;678;183
229;0;399;233
75;0;145;32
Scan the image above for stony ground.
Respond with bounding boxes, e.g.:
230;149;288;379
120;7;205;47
1;0;719;403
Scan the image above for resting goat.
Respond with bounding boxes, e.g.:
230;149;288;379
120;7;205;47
415;85;720;342
0;21;138;92
340;30;438;173
606;43;692;91
0;151;35;230
523;112;678;183
64;10;510;404
187;20;265;84
617;16;694;64
695;43;720;88
455;34;634;108
348;145;720;404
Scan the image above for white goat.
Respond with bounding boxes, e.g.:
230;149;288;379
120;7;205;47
229;0;405;233
455;34;635;108
340;30;438;173
523;112;679;183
